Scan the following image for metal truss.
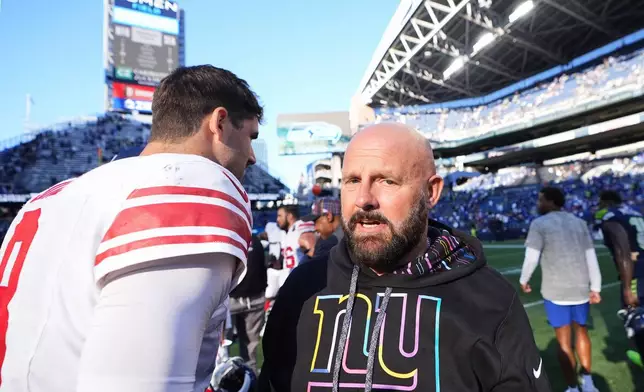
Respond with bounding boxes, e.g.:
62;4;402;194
539;0;620;39
360;0;644;107
360;0;472;103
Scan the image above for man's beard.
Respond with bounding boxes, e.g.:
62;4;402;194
342;194;428;272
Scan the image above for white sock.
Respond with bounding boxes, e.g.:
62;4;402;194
581;373;594;386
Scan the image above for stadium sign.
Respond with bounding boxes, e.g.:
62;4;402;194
277;112;353;156
110;23;178;86
116;0;179;19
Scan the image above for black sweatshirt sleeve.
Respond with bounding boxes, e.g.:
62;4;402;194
258;259;329;392
490;293;552;392
258;276;298;392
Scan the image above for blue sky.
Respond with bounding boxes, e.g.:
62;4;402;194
0;0;398;188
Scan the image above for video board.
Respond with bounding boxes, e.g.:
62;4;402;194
276;112;353;156
104;0;181;114
107;0;179;86
111;82;155;113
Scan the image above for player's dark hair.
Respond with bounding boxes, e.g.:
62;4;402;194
600;190;622;204
279;205;300;219
540;186;565;208
150;65;263;141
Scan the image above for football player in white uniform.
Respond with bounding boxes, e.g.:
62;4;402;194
0;65;263;392
265;205;315;299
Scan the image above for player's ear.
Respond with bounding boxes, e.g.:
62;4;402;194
208;107;229;140
426;175;444;208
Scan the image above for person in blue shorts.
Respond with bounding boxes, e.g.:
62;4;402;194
521;187;602;392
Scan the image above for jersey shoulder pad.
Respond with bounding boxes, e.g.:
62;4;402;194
94;162;252;284
597;207;619;222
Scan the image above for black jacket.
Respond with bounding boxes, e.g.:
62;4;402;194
259;220;551;392
230;235;267;299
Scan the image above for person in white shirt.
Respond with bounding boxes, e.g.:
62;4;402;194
520;187;601;392
0;65;263;392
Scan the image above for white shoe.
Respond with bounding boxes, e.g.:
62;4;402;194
565;387;579;392
580;379;599;392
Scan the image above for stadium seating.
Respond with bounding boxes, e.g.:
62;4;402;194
0;115;290;238
374;50;644;144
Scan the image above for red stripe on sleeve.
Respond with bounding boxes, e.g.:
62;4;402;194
102;202;251;245
221;171;249;203
127;186;251;224
29;179;75;203
95;234;246;266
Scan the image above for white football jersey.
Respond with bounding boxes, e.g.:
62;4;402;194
281;220;314;270
0;153;251;391
264;222;285;261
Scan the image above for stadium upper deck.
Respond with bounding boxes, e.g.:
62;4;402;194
358;0;644;108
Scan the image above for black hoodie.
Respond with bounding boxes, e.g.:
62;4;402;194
259;220;551;392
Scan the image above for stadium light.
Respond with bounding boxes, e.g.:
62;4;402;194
508;0;534;23
471;32;496;56
443;56;466;80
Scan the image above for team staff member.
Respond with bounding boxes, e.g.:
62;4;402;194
260;124;550;392
300;197;343;263
520;187;601;392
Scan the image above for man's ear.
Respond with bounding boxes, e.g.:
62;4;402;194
426;174;444;208
208;107;228;141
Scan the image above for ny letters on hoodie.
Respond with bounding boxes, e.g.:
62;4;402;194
259;221;552;392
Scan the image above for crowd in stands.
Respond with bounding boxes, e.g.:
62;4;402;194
375;49;644;145
0;115;290;240
434;156;644;241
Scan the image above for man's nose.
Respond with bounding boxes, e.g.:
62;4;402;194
354;184;378;211
247;149;257;167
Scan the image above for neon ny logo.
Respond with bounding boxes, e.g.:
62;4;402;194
308;292;442;391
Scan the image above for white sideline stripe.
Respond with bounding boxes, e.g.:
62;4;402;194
485;244;607;249
523;281;622;309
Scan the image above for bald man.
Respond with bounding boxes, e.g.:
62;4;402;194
259;124;551;392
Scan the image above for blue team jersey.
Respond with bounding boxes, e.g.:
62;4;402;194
595;205;644;277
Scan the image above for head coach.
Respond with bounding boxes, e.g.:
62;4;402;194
258;123;551;392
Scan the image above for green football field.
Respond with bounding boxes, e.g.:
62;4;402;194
485;243;644;391
232;243;644;391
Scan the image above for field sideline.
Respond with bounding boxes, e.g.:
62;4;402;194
230;243;644;391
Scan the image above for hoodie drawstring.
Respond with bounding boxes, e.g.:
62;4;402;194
365;286;392;392
331;265;393;392
332;265;359;392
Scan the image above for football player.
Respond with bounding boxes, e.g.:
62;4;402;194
596;190;644;366
263;205;315;333
0;65;262;392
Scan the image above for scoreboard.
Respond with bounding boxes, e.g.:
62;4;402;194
104;0;182;114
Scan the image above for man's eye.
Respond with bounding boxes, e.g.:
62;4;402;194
384;179;396;185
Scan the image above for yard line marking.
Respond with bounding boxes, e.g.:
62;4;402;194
523;281;622;309
485;244;607;250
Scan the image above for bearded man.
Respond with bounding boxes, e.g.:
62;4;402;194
258;124;551;392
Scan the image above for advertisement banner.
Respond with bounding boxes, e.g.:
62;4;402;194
276;112;353;156
110;23;178;85
114;0;179;19
111;82;155;113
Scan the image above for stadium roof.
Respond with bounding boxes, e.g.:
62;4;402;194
358;0;644;107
